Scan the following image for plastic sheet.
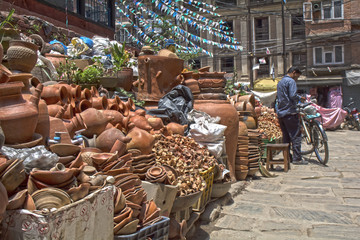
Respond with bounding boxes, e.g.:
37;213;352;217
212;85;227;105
312;103;347;129
1;146;59;173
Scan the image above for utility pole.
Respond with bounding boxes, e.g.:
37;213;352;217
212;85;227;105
282;1;287;75
248;1;254;89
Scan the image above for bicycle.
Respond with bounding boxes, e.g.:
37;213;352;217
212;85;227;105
298;103;329;165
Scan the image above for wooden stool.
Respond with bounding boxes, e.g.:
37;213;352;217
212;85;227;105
266;143;290;172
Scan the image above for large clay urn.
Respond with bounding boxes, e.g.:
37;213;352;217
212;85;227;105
7;40;39;73
197;72;226;93
136;55;184;102
194;100;239;181
65;108;113;138
96;128;132;153
126;126;155;155
0;81;43;144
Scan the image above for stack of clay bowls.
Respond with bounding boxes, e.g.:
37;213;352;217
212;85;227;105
247;129;261;176
138;200;161;227
28;163;77;195
49;143;81;167
131;152;156;180
145;166;171;184
6;189;36;211
0;158;26;194
235;121;249;180
31;188;72;210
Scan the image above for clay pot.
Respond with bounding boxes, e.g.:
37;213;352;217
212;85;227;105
0;64;11;84
42;85;68;105
238;94;255;107
92;96;108;110
238;121;248;136
35;99;50;145
80;147;102;165
67;183;90;201
197;72;226;92
110;139;127;156
91;152;117;169
147;117;164;131
7;40;38;73
101;110;126;127
245;102;255;115
242;115;257;129
65;108;113;138
1;159;26;194
55;83;81;100
120;98;135;117
30;168;75;185
183;71;200;94
114;188;126;214
96;128;131;153
0;81;42;144
234;101;246;111
194;99;239;181
165;122;188;136
130;115;153;132
47;104;73;119
198;66;210;72
74;99;92;113
137;55;184;102
44;53;68;69
126;126;155;155
31;188;72;210
7;189;27;210
81;88;92;101
49;143;81;157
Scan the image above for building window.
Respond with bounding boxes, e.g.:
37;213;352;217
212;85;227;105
256;57;269;78
292;53;306;66
254;17;269;41
322;0;343;19
221;21;233;43
215;0;237;8
313;45;344;65
221;57;234;73
41;0;77;13
292;15;305;39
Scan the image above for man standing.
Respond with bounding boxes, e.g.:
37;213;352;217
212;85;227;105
276;67;308;165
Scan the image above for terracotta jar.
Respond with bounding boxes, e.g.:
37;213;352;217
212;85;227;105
55;83;81;101
197;72;226;93
182;71;200;94
126;126;155;155
0;81;42;144
136;55;184;102
65;108;113;138
92;96;108;110
41;85;69;105
7;40;39;73
242;115;257;129
47;104;74;119
74;99;92;113
96;128;132;153
194;99;239;181
81;88;92;101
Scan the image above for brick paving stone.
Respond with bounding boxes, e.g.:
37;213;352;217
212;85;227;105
222;202;268;217
308;224;360;239
247;182;282;192
210;229;256;240
215;215;255;231
343;198;360;205
270;207;353;224
332;188;360;198
283;187;331;195
287;194;342;205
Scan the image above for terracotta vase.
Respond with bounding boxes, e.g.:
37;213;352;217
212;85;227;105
7;40;39;73
194;99;239;181
55;83;81;100
126;126;155;155
41;85;69;105
81;88;92;101
65;108;113;138
136;55;184;102
74;99;92;113
183;71;200;94
92;96;108;110
96;127;131;152
0;81;43;144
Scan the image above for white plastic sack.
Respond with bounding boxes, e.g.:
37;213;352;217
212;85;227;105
187;109;221;124
197;138;226;159
2;145;59;173
250;90;277;107
92;35;111;56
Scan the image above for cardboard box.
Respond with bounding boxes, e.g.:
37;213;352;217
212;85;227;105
1;185;114;240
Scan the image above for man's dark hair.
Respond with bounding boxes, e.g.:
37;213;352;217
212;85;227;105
287;66;302;74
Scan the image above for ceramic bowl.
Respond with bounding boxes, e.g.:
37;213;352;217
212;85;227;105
125;201;142;218
4;133;42;149
114;189;126;214
30;168;75;185
32;188;72;210
115;219;139;235
7;189;27;210
50;143;81;157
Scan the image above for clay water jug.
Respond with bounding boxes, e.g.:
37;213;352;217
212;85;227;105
129;115;153;132
0;81;43;144
126;126;155;155
96;128;132;153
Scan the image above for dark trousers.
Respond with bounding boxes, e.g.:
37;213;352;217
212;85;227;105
278;114;302;161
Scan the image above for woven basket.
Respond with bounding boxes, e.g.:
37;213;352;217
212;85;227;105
7;40;38;73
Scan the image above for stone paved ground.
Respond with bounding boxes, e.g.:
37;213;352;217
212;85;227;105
191;130;360;240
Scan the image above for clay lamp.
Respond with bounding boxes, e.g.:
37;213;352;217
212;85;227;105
31;188;72;210
127;149;141;157
105;167;131;177
49;143;81;157
67;183;91;201
143;208;160;225
6;189;28;210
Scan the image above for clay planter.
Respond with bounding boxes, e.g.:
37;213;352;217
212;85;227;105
31;188;72;210
41;85;69;105
137;55;184;102
7;40;38;73
194;99;239;181
96;127;131;153
44;53;68;69
0;81;42;144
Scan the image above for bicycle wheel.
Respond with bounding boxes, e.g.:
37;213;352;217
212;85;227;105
312;122;329;165
301;121;314;155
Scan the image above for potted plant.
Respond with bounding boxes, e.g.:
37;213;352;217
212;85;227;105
75;64;103;89
100;42;134;91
